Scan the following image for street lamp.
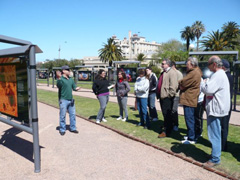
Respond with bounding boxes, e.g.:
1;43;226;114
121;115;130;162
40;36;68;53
58;41;67;60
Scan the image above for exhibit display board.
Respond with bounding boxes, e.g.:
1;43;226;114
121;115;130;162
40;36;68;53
0;57;29;123
117;68;137;82
78;71;92;81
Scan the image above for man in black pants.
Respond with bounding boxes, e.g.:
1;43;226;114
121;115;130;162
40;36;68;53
221;59;233;151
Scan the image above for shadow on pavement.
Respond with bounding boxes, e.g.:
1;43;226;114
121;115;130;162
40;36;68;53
0;127;44;163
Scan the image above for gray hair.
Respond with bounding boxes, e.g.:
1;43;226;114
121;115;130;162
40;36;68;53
209;56;223;67
187;57;198;67
163;58;172;67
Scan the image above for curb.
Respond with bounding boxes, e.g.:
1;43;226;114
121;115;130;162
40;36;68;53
38;100;238;180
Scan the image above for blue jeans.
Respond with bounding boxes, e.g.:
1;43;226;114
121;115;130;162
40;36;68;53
97;95;109;121
207;116;222;164
137;97;150;128
148;93;158;119
183;106;195;141
59;99;77;132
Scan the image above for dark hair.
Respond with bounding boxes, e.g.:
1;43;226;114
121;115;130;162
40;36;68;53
95;69;106;80
118;71;127;81
146;66;152;71
138;69;146;76
171;61;176;67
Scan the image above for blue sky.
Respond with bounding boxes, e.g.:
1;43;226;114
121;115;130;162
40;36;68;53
0;0;239;62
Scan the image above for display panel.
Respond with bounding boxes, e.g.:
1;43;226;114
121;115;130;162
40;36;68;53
78;71;92;81
0;57;29;123
117;68;137;82
38;71;48;79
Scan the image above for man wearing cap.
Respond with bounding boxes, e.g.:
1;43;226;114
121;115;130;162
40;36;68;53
56;65;80;136
221;59;233;151
201;56;230;167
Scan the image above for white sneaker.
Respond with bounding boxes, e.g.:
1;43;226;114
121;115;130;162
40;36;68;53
122;118;127;122
116;116;122;121
102;118;107;122
152;118;158;121
181;140;196;144
96;119;100;124
183;136;188;140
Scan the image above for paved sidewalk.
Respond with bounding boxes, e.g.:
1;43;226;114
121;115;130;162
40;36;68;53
0;102;226;179
37;84;240;126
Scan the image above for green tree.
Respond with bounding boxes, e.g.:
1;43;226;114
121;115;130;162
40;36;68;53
68;59;84;68
159;39;185;52
222;21;240;40
98;38;123;66
201;30;229;51
136;53;146;61
192;21;205;51
180;26;195;51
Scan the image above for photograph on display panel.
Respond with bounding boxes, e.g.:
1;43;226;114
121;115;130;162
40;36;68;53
78;71;92;81
0;57;29;123
117;68;137;82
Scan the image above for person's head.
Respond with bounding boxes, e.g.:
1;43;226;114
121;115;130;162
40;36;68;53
171;61;176;70
222;59;230;71
118;71;127;80
96;69;106;80
208;56;222;72
61;65;70;77
161;58;171;71
138;68;146;77
146;66;152;76
186;57;198;71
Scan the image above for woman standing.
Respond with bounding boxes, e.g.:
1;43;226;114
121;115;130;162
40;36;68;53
115;71;131;121
134;69;150;129
92;69;111;123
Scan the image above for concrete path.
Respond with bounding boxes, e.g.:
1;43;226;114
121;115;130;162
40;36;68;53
37;84;240;126
0;102;227;179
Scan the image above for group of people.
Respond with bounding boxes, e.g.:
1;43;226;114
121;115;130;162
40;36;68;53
56;55;233;167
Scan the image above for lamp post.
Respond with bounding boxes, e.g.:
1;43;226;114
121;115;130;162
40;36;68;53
58;41;67;60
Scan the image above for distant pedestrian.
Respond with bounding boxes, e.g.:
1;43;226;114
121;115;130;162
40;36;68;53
134;69;150;129
146;67;158;122
156;59;178;138
201;56;230;167
92;69;112;123
115;71;131;121
56;65;80;136
221;59;233;151
171;61;183;131
179;57;202;144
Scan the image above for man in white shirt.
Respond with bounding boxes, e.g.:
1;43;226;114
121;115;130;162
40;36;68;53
201;56;230;167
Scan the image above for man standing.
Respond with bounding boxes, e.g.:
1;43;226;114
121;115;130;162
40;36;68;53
201;56;230;167
146;67;158;122
171;61;183;131
156;59;178;138
221;59;233;151
56;65;80;136
179;57;202;144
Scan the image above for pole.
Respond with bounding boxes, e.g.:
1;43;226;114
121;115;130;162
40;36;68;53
29;46;41;173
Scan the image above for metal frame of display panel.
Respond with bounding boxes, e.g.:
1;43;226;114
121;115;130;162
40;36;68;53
0;35;42;173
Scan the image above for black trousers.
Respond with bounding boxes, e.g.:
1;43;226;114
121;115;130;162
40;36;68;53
160;97;174;135
221;102;232;151
194;102;204;140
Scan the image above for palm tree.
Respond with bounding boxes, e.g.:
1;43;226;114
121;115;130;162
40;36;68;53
136;53;146;61
201;30;229;51
222;21;240;40
98;38;123;66
180;26;195;51
192;21;205;51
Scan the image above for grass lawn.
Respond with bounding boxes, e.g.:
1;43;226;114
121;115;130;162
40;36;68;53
37;89;240;179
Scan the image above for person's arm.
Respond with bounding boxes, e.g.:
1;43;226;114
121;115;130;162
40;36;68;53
92;81;98;95
121;81;131;96
168;74;178;97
